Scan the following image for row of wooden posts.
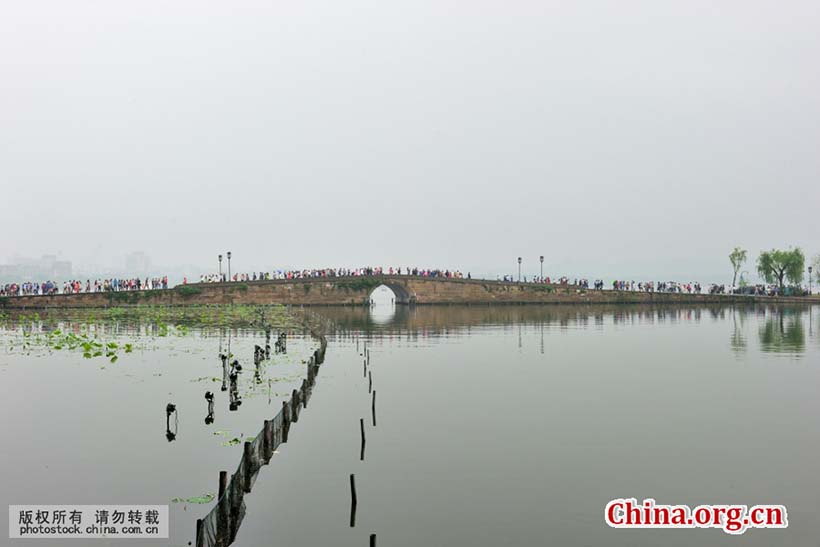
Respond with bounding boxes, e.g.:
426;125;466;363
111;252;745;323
352;338;377;544
195;337;327;547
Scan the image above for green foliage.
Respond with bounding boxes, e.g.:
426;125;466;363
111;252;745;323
729;247;747;287
177;285;203;297
756;248;805;290
109;291;140;304
336;278;383;292
1;304;296;330
171;493;215;504
303;284;311;294
529;284;554;293
813;254;820;284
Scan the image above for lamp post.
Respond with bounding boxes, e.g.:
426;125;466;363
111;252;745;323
540;255;544;282
227;251;232;281
517;257;522;282
218;254;223;281
809;266;813;295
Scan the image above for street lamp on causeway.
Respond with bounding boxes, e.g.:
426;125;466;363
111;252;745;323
517;257;522;282
227;251;232;281
218;254;223;280
540;255;544;282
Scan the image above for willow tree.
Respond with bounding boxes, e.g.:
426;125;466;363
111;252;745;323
756;248;804;291
729;247;747;288
813;254;820;284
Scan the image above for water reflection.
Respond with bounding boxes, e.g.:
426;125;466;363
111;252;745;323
315;303;818;357
759;309;806;354
205;392;215;425
730;308;747;353
166;403;178;442
229;360;242;411
368;285;397;324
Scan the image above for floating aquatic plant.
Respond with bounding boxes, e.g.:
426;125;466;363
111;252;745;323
171;493;215;504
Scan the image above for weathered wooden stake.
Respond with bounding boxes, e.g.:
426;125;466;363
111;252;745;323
291;389;299;422
217;470;230;546
371;390;376;427
360;418;366;461
349;473;358;527
196;519;203;547
243;441;253;493
370;534;377;547
263;419;273;459
282;400;290;442
368;370;372;393
218;471;228;500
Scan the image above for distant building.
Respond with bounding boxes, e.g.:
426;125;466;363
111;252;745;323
125;252;152;274
0;255;72;282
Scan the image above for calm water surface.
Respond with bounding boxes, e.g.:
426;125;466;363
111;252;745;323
2;304;819;546
238;304;820;547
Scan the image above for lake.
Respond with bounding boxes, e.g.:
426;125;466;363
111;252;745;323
2;303;818;546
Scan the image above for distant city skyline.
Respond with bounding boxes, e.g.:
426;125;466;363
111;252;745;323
2;1;818;286
0;248;812;288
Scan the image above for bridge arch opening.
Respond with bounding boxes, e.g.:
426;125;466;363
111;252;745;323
367;282;412;306
369;284;396;306
368;285;399;324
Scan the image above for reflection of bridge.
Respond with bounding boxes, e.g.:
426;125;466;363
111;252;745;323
2;275;817;308
322;304;813;355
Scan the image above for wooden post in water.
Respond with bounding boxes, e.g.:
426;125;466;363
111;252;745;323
363;359;366;378
195;519;203;547
243;441;253;493
282;400;290;442
302;379;308;407
368;370;372;393
217;471;229;547
291;390;299;422
371;390;377;427
349;473;358;527
370;534;376;547
263;419;273;459
360;418;366;461
218;471;228;500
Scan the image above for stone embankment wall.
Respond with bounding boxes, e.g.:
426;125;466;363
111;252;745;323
1;276;816;309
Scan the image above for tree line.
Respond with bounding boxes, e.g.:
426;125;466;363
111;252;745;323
729;246;819;292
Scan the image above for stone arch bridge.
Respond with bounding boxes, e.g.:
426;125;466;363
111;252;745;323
0;275;798;309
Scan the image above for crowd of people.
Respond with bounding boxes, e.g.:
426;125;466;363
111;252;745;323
0;265;810;298
0;276;169;296
200;267;468;283
609;280;705;293
0;281;57;296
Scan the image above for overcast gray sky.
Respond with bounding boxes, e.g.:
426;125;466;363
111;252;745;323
2;0;818;282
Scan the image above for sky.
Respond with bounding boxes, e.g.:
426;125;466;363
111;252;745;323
2;0;819;283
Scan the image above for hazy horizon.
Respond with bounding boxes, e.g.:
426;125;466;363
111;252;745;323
2;1;818;285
